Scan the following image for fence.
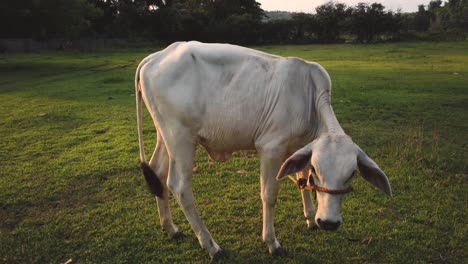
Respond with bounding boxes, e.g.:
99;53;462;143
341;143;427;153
0;39;134;52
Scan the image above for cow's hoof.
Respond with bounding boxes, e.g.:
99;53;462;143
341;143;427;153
211;249;226;261
171;231;186;240
272;247;287;257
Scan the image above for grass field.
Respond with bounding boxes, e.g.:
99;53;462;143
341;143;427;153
0;42;467;263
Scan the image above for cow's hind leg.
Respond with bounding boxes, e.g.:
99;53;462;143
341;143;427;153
149;133;182;238
164;130;222;259
296;166;318;230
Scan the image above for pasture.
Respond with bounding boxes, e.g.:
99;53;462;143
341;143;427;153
0;42;467;263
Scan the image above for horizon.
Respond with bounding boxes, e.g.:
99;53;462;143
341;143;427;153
257;0;423;13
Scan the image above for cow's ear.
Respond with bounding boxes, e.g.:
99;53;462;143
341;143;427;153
357;147;392;197
277;144;313;180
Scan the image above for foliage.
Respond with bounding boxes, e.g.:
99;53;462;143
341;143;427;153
0;42;467;263
260;2;403;44
314;2;351;43
349;3;401;43
403;0;468;34
431;0;468;32
411;5;432;32
0;0;102;39
264;11;292;21
1;0;465;44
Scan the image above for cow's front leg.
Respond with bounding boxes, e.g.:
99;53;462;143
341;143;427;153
259;146;286;255
296;166;318;230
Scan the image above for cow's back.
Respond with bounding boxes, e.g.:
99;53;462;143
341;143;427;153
138;42;330;154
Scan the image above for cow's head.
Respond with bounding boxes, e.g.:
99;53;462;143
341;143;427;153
276;135;391;231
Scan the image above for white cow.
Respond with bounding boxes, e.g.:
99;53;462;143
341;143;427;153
135;41;391;258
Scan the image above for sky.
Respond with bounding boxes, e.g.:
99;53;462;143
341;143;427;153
257;0;424;13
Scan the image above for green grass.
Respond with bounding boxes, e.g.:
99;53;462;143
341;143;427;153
1;42;467;263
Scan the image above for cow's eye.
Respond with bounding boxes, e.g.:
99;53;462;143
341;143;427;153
311;166;317;176
309;166;318;185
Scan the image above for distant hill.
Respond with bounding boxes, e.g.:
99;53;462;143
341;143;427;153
264;11;293;21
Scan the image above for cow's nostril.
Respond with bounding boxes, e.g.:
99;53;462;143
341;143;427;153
327;221;341;231
316;219;341;231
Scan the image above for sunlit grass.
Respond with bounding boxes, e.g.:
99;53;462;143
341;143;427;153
0;41;466;263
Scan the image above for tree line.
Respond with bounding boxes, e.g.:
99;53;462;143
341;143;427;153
1;0;466;44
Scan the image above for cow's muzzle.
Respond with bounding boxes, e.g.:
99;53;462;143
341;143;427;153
316;218;341;231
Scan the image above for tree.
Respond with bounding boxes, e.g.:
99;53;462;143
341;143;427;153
0;0;33;38
1;0;101;39
348;2;399;43
412;4;431;31
383;10;403;40
443;0;468;32
260;19;294;44
428;0;443;13
144;0;184;40
87;0;119;37
202;0;265;43
426;0;468;33
314;1;351;43
289;13;316;42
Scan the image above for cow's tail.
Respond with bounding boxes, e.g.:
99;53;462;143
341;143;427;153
136;60;164;198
